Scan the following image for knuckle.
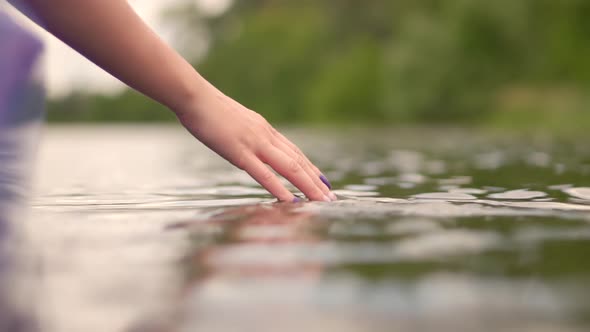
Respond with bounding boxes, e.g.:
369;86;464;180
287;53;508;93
234;150;249;170
295;146;309;160
252;112;267;125
295;153;306;167
260;169;275;182
296;149;307;161
288;158;301;173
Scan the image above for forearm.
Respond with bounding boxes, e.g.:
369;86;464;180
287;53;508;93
13;0;207;113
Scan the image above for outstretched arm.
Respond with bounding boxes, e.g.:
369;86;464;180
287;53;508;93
12;0;335;202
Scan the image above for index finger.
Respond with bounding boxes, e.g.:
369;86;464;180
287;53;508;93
241;154;298;202
260;146;330;202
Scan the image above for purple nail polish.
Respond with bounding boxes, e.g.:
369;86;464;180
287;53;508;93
320;174;332;189
292;197;302;203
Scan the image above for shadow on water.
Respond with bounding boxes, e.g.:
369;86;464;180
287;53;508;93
29;126;590;332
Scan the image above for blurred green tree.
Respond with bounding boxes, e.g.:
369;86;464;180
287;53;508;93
48;0;590;130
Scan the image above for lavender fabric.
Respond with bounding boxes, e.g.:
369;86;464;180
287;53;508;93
0;10;43;212
0;8;43;233
0;10;43;124
0;10;43;332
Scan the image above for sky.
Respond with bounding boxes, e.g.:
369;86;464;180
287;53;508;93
4;0;231;98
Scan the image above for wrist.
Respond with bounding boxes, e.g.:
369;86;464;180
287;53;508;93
169;75;222;119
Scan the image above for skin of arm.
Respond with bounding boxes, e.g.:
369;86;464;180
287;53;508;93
11;0;336;202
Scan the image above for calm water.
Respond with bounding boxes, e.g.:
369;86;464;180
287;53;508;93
26;126;590;332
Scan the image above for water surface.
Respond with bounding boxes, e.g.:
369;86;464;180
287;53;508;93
30;126;590;332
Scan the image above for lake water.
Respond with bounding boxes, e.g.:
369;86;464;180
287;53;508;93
23;126;590;331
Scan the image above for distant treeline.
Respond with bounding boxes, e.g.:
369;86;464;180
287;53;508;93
48;0;590;130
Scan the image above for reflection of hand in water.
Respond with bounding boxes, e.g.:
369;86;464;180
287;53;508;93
172;203;324;282
145;206;325;332
206;203;316;242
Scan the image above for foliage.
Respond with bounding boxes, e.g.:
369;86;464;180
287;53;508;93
47;0;590;128
47;90;174;122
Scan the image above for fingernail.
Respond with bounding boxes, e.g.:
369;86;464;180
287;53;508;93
323;195;331;202
328;192;337;201
292;197;302;203
320;174;332;189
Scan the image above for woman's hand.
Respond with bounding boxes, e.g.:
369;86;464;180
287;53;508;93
176;87;336;202
12;0;334;201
